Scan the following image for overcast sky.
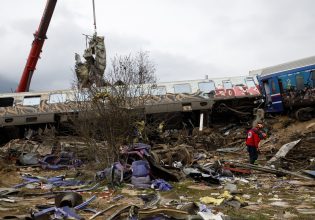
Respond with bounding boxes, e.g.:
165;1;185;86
0;0;315;92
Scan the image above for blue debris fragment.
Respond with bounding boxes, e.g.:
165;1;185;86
75;195;97;210
14;175;85;189
151;179;172;191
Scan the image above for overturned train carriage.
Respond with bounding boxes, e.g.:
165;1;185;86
0;76;262;139
145;76;262;127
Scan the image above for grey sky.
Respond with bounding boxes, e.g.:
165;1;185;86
0;0;315;92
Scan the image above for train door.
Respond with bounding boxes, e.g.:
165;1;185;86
264;77;284;112
262;80;271;104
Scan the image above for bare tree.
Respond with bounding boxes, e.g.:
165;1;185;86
73;51;157;167
106;51;156;85
135;51;156;84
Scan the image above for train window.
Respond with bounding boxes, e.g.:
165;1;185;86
222;80;233;89
245;79;256;88
23;96;41;106
127;85;149;97
76;92;89;101
0;97;14;107
5;118;13;123
48;93;67;104
26;117;37;123
151;86;167;95
198;82;216;92
296;75;305;90
174;84;192;94
312;71;315;81
129;87;141;97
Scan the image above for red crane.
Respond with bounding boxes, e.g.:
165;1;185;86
16;0;57;92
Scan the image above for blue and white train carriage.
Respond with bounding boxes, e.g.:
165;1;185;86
250;56;315;120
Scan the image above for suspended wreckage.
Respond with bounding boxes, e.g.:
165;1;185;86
75;34;106;89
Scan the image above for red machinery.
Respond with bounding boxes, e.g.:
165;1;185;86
16;0;57;92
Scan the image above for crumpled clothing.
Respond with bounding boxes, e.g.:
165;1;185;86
200;197;225;206
151;179;172;191
219;190;246;204
218;190;233;200
200;191;247;207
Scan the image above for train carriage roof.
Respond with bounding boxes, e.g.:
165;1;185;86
249;56;315;77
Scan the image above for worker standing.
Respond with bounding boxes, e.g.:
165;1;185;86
245;121;267;164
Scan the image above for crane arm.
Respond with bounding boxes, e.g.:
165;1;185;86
16;0;57;92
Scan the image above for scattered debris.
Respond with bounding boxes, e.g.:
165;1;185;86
303;170;315;178
151;179;172;191
0;116;315;218
270;201;290;208
296;208;315;215
225;160;313;179
224;183;238;193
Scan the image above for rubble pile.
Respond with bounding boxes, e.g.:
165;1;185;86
0;136;115;174
261;118;315;170
0;116;314;219
285;137;315;169
158;124;249;151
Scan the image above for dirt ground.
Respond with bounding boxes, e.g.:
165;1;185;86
0;116;314;219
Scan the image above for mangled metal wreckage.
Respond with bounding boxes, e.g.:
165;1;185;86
75;34;106;89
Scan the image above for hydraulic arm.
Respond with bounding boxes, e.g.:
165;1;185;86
16;0;57;92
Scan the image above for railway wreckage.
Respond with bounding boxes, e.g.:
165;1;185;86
1;1;315;219
0;76;262;138
75;34;106;89
0;112;314;219
2;0;314;141
251;55;315;121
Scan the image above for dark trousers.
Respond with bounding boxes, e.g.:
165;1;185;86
247;146;258;164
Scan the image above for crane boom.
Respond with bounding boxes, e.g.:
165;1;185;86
16;0;57;92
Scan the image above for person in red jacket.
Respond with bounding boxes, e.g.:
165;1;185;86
246;121;266;164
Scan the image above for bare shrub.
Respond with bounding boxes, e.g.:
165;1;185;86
73;51;156;168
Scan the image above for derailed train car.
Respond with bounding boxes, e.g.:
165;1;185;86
143;76;261;128
250;56;315;121
0;76;261;141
